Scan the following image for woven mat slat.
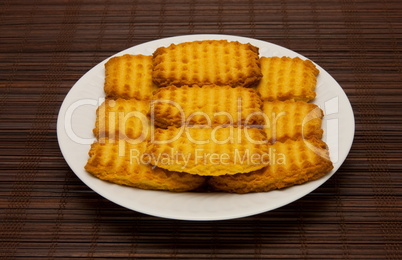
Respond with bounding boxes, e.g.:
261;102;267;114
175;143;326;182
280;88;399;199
1;0;402;259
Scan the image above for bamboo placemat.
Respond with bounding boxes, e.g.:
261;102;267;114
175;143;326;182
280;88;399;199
1;0;401;259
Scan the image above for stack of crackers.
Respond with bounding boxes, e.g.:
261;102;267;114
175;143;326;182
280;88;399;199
85;40;333;194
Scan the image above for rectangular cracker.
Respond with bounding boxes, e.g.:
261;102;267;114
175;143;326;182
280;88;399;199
94;98;151;142
208;138;333;193
262;100;323;142
151;85;264;128
85;138;206;192
152;40;262;88
256;57;319;102
146;126;269;176
104;54;157;100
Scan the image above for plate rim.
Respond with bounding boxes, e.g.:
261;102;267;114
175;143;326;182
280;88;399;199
57;34;355;221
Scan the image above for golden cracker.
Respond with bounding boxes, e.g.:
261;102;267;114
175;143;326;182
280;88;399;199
151;84;264;128
94;98;151;141
146;126;269;176
152;40;262;87
209;138;333;193
262;100;323;142
256;56;319;102
104;54;156;100
85;138;206;192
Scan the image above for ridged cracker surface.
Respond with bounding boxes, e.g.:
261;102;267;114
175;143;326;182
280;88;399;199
151;85;264;128
104;54;156;100
85;138;206;192
152;40;262;87
256;57;319;101
146;126;269;176
209;138;333;193
262;100;323;142
94;98;151;141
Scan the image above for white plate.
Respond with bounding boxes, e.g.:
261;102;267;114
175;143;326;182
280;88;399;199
57;34;355;221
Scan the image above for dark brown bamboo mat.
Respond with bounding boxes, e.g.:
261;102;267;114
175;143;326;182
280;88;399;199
1;0;401;259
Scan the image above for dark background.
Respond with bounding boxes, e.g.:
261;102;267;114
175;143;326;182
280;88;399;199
1;0;401;259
